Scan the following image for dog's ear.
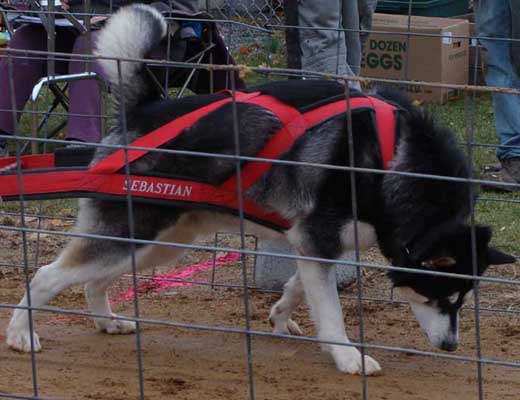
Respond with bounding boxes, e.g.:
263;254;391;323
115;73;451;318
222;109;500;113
421;256;456;269
487;247;516;265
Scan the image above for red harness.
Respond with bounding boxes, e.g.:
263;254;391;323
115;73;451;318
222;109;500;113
0;91;397;230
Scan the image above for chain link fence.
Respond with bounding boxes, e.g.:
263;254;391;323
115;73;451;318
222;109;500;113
206;0;283;26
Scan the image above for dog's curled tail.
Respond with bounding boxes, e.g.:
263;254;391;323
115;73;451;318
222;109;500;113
94;4;167;118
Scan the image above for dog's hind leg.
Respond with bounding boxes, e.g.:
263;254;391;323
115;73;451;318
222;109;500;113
84;281;137;335
85;213;207;334
6;212;202;352
297;260;381;375
268;271;304;335
84;218;199;335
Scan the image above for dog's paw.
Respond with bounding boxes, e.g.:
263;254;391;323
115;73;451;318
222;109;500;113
333;348;382;376
268;304;303;336
269;314;303;336
6;329;41;353
96;315;136;335
274;318;303;336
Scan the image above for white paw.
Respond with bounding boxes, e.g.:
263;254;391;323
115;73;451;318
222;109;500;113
271;317;303;336
269;308;303;336
333;348;382;376
6;329;42;353
96;315;136;335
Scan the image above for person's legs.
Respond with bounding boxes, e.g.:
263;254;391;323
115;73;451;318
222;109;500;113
296;0;354;77
476;0;520;170
342;0;361;76
512;0;520;74
0;25;48;150
66;30;105;143
358;0;378;46
0;25;78;154
284;0;302;72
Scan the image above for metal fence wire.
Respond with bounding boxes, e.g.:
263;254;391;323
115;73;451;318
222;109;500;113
0;1;519;399
210;0;283;26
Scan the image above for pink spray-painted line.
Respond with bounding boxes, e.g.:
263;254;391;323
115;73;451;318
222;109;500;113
111;252;241;304
46;253;241;324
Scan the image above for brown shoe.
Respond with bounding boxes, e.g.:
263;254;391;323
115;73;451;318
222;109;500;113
481;163;520;192
501;158;520;182
483;162;503;173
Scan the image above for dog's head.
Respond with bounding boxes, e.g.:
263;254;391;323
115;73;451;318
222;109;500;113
388;225;515;352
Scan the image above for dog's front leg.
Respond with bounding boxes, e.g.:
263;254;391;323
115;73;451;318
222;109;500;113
269;270;304;335
298;260;381;375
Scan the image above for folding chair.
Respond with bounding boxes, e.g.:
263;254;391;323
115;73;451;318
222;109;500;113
28;71;107;154
145;8;243;98
1;0;107;154
1;1;240;154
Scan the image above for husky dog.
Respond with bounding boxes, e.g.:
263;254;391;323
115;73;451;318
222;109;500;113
5;5;515;375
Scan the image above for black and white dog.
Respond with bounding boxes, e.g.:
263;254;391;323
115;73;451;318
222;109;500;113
6;5;515;375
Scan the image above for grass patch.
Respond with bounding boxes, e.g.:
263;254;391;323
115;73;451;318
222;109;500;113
477;194;520;253
427;94;519;253
426;94;497;168
1;198;77;218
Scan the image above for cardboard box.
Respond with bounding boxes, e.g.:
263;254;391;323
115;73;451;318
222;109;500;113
361;13;470;103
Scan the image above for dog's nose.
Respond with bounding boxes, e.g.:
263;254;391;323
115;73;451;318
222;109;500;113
440;340;458;352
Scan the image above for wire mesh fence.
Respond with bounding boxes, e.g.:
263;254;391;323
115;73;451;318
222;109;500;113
0;1;519;399
208;0;283;26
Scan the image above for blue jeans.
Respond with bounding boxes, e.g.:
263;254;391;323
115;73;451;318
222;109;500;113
475;0;520;160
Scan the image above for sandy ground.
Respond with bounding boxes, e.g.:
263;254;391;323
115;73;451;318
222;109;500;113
1;217;520;400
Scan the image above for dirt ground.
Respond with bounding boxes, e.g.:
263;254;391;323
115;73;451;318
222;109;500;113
1;217;520;400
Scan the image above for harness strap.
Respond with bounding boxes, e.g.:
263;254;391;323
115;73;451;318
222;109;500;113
0;153;55;170
302;96;396;170
222;96;397;193
368;96;397;170
0;92;397;231
89;91;262;174
219;95;305;191
91;91;397;178
0;170;291;228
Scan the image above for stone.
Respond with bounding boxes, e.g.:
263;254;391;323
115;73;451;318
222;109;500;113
254;239;358;290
